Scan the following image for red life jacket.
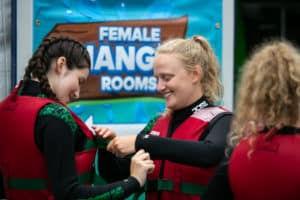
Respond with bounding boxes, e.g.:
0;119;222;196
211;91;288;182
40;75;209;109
229;134;300;200
146;106;228;200
0;84;97;199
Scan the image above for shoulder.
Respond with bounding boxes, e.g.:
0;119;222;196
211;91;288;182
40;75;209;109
198;108;232;140
193;106;232;122
38;103;77;133
212;109;233;123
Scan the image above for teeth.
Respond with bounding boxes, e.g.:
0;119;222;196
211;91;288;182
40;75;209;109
164;92;171;98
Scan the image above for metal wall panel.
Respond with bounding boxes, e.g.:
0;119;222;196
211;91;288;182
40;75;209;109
0;0;11;100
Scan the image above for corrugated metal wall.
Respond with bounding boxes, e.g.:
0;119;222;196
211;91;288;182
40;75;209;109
0;0;11;101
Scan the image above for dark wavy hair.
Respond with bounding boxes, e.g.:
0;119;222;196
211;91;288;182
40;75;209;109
23;36;91;99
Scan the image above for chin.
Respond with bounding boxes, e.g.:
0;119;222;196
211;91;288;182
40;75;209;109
59;99;69;104
166;103;176;111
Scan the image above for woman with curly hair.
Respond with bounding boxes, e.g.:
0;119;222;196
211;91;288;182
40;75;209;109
203;40;300;200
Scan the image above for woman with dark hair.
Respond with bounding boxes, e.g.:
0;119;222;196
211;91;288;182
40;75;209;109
0;36;154;200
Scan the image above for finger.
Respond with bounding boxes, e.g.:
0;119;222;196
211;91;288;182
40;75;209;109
98;128;108;135
135;149;145;156
136;152;150;160
107;140;115;152
147;165;155;173
92;126;103;132
92;126;106;137
103;131;115;139
141;160;154;167
131;149;144;161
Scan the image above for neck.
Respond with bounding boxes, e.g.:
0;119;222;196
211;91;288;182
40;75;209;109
293;120;300;128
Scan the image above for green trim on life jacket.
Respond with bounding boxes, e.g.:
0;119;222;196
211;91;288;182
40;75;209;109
84;138;97;151
145;179;207;195
181;182;208;195
91;173;107;186
95;138;110;150
142;115;160;135
8;178;47;190
145;179;173;192
79;186;124;200
84;137;110;150
39;103;78;134
5;171;92;190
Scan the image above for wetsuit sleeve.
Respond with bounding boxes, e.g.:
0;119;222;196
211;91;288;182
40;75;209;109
202;154;233;200
135;114;232;168
95;116;160;182
97;149;131;182
35;105;140;200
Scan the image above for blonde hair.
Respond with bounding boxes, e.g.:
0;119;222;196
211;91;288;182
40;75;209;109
156;35;223;103
229;40;300;148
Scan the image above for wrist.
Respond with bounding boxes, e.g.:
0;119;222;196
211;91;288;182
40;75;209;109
128;176;142;188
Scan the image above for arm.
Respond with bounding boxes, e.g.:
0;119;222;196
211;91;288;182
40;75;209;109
135;114;232;168
36;102;153;200
104;116;159;158
37;115;141;200
97;149;131;182
92;126;133;182
202;156;233;200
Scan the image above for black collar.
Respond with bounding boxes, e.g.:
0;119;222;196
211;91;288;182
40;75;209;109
168;96;211;136
173;96;211;121
261;126;300;135
20;80;44;97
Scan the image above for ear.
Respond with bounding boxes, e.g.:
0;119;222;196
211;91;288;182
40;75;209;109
191;64;203;84
55;56;67;74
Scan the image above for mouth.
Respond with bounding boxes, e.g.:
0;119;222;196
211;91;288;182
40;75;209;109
163;92;172;99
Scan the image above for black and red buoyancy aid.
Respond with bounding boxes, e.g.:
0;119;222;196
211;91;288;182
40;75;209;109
146;106;228;200
0;84;97;199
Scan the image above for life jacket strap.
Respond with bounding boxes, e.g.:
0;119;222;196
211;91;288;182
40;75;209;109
145;179;207;195
4;171;92;190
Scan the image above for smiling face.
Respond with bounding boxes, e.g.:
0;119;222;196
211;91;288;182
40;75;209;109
153;53;203;111
48;57;89;104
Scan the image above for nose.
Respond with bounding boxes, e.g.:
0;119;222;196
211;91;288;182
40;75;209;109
156;79;165;93
72;90;80;100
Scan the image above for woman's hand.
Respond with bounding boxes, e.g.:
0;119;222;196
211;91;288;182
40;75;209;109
107;135;137;157
92;126;116;139
130;149;155;187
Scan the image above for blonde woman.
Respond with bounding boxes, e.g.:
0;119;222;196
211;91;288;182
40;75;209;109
98;35;232;200
203;40;300;200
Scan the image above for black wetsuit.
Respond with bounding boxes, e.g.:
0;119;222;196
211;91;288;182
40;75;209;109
0;80;140;200
98;96;232;198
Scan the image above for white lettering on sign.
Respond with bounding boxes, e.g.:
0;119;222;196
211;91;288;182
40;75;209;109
85;26;162;93
99;26;161;42
87;44;156;74
101;75;157;93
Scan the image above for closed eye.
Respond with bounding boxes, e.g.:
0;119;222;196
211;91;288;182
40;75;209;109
79;78;86;86
160;74;173;82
